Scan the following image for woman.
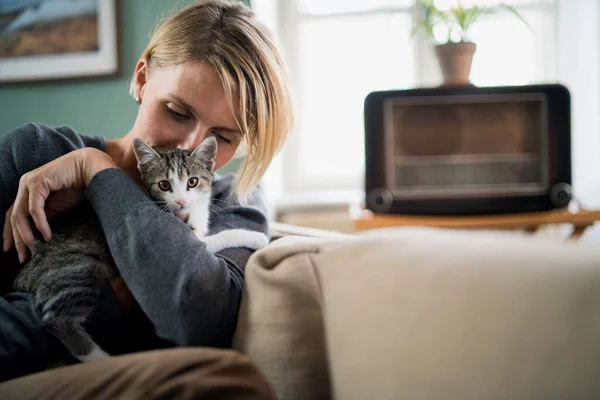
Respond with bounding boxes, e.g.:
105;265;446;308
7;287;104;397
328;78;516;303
0;0;291;396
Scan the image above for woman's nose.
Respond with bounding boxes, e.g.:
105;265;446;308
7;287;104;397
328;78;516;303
178;130;206;151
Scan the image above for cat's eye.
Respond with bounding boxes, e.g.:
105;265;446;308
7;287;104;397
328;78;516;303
158;180;171;191
187;177;199;188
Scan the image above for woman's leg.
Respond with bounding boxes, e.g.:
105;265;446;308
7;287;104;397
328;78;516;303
0;292;73;382
0;347;275;400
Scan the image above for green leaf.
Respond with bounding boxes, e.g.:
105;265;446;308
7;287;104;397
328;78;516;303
412;0;448;39
448;3;482;41
412;0;531;43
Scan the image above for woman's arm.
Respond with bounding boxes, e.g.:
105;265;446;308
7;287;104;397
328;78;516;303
0;125;129;328
2;123;267;347
4;147;116;262
1;123;109;261
85;169;268;347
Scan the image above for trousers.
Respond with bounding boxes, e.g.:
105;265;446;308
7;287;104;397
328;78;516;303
0;347;275;399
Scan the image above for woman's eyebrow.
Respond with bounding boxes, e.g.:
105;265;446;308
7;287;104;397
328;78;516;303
213;126;241;135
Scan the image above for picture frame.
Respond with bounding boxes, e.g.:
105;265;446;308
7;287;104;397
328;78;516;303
0;0;119;83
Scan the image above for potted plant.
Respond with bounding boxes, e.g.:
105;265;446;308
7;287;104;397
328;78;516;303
414;0;530;86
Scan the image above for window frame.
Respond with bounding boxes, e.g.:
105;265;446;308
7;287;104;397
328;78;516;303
274;0;558;196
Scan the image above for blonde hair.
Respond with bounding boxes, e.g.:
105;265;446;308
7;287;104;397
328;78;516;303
131;0;293;201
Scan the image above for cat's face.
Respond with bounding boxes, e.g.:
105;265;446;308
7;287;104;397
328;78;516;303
133;137;217;222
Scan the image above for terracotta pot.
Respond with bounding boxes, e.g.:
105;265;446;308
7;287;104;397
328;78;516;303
435;42;476;86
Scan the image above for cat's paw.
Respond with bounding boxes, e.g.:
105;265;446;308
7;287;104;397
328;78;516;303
201;230;269;253
202;236;220;253
246;232;269;250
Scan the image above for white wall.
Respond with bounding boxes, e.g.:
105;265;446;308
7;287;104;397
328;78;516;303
556;0;600;208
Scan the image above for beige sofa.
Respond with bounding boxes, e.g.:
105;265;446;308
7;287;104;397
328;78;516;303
233;225;600;400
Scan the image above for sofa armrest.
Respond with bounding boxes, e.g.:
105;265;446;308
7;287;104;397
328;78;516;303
269;221;352;240
236;228;600;400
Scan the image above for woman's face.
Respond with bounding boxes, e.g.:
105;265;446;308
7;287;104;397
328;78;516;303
132;59;242;170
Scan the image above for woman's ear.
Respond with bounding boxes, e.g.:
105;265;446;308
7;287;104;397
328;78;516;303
134;58;150;102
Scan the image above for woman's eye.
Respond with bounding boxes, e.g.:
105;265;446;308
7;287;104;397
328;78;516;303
166;106;189;121
187;177;199;188
158;180;171;191
211;132;232;144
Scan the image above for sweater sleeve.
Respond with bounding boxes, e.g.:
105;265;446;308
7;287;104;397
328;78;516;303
0;122;105;223
0;124;40;277
0;124;40;220
84;168;268;347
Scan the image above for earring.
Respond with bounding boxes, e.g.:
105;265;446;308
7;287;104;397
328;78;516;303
135;96;141;104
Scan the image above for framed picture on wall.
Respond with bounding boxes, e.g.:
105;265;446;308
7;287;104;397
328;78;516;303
0;0;119;83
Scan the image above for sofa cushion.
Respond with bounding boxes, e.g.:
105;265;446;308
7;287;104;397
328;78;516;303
235;228;600;400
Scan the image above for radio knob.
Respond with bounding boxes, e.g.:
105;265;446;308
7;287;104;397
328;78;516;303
367;188;393;213
550;183;572;208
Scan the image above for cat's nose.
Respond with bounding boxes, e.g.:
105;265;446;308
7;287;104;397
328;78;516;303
175;199;186;207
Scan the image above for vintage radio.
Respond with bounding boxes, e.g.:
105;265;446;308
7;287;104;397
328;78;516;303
364;84;571;215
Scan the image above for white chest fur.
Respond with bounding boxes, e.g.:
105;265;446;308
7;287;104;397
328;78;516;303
188;198;210;237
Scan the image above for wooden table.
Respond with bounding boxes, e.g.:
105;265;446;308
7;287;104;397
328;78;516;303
353;208;600;239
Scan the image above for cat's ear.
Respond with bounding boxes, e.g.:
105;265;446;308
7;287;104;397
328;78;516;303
191;136;217;172
133;138;160;168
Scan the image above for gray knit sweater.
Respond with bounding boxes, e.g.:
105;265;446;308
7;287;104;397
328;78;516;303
0;123;268;348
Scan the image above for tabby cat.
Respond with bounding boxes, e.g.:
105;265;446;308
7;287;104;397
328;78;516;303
13;137;268;362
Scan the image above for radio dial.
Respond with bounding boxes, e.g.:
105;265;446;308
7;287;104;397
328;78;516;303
367;188;393;213
550;183;572;208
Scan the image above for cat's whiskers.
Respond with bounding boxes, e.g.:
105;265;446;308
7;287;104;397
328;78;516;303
210;198;229;206
208;205;225;216
157;204;172;214
208;204;226;223
154;200;170;210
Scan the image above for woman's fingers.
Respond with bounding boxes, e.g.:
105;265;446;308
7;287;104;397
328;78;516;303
10;212;31;264
8;172;51;263
28;186;52;242
3;204;30;264
10;180;35;263
3;205;14;252
12;221;30;263
14;175;37;243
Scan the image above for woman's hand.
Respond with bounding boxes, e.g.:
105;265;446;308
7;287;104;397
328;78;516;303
3;148;118;263
110;276;137;316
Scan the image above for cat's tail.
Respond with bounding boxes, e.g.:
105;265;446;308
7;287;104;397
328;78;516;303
41;311;110;362
34;259;114;362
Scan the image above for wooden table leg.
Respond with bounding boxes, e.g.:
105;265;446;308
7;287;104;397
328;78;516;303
524;225;540;235
570;225;588;240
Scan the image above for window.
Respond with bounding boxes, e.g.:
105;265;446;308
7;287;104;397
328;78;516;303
275;0;557;197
